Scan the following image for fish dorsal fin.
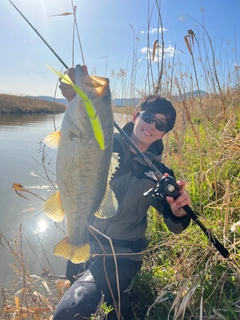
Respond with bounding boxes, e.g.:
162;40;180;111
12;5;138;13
95;153;119;219
107;152;120;184
42;190;65;222
43;131;61;149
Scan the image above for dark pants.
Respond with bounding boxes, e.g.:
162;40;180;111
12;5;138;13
66;260;89;285
54;257;142;320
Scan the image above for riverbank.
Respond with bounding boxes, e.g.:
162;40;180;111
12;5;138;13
0;93;66;114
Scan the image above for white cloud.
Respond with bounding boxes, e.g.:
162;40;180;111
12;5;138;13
140;30;145;34
165;45;176;57
149;27;168;34
140;47;152;60
140;44;177;62
178;15;186;22
140;47;151;54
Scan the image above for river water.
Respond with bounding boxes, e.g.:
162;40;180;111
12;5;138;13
0;112;128;288
0;113;67;287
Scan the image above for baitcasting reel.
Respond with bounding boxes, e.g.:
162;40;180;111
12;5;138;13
143;175;181;201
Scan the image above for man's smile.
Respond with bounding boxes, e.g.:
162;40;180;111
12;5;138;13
142;128;152;136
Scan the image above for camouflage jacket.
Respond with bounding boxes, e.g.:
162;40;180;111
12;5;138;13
89;122;191;260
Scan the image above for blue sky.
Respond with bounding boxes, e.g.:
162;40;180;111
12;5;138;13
1;0;239;98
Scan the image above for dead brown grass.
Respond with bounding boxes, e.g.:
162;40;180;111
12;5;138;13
0;228;70;320
0;94;66;114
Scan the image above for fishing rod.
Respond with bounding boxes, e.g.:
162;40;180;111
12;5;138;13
9;0;230;259
8;0;68;69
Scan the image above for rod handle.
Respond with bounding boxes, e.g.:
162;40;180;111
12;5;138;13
183;205;230;258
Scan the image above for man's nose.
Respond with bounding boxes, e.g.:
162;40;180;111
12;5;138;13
148;121;156;130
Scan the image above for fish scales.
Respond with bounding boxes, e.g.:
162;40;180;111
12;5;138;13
43;65;117;263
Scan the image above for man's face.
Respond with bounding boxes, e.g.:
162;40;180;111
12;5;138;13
131;112;167;150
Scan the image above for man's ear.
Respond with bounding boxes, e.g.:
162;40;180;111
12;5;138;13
132;111;138;123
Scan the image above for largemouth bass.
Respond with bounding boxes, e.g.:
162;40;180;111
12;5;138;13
43;65;118;263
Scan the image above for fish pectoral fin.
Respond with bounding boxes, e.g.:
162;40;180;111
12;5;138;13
95;185;118;219
42;191;65;222
43;131;61;148
54;238;90;263
95;153;120;219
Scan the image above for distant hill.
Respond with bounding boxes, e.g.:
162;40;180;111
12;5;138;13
30;90;208;107
111;98;141;107
183;90;208;98
31;96;141;107
30;95;68;105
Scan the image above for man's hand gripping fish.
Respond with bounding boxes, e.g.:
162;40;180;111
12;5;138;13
43;65;118;263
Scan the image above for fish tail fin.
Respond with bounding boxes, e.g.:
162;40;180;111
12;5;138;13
42;191;65;222
54;238;90;263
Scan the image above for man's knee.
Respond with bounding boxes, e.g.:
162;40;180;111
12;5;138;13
54;270;100;319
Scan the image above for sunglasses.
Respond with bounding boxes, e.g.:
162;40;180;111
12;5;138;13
139;111;168;132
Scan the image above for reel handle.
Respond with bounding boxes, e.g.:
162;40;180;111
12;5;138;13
144;175;230;258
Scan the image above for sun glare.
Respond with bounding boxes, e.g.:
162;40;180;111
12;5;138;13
34;219;49;234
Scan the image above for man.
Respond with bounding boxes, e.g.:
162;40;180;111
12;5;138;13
54;66;191;320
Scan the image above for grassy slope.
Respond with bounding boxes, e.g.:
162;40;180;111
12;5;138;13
132;93;240;320
112;93;240;319
0;93;66;114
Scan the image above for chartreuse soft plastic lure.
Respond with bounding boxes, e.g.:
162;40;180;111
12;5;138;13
47;65;105;150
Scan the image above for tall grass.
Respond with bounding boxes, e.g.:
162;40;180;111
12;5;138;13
116;3;240;319
109;2;240;319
